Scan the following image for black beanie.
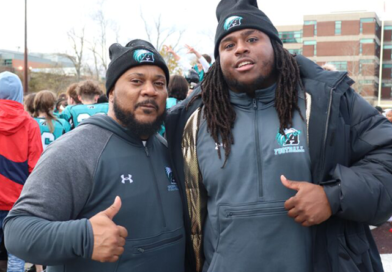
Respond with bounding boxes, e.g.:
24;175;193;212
214;0;282;58
105;39;170;95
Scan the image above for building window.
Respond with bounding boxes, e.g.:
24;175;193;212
304;20;317;36
304;40;317;55
386;26;392;40
359;39;374;54
359;80;374;85
335;21;342;35
279;30;303;44
385;45;392;59
382;64;392;78
3;59;12;66
329;61;347;71
288;49;303;55
360;18;375;34
359;59;373;74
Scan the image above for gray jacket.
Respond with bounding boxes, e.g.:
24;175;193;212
4;114;185;272
197;84;312;272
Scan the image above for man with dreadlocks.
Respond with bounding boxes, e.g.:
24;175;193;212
166;0;392;272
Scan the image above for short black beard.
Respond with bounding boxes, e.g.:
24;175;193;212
224;75;267;97
113;95;166;139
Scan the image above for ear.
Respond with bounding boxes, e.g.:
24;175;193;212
108;89;114;102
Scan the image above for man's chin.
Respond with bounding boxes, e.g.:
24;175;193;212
134;115;158;125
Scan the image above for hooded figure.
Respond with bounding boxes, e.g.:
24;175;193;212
0;71;42;272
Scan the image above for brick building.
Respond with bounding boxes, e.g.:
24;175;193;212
276;11;392;106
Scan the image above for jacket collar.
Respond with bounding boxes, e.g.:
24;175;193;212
228;83;277;109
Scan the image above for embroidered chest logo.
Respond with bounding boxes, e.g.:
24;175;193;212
121;174;133;184
274;128;305;155
165;167;178;191
133;49;155;63
224;16;243;31
215;142;224;150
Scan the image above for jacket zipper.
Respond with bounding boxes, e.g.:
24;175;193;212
319;74;347;182
253;99;263;197
144;145;167;229
226;207;286;218
137;234;183;253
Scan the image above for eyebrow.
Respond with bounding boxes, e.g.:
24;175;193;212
126;73;165;80
220;30;257;44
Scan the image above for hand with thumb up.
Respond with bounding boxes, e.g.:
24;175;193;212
280;175;332;227
89;196;128;262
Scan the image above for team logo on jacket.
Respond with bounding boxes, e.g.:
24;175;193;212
121;174;133;184
133;49;155;63
165;167;178;191
224;16;243;31
274;128;305;155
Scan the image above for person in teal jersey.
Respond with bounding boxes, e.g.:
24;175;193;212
60;83;82;126
61;80;108;129
33;91;69;150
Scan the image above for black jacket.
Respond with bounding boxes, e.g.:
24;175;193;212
166;55;392;272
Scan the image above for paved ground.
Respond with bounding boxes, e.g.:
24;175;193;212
372;222;392;271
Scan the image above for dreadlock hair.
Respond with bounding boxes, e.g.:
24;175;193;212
188;38;304;167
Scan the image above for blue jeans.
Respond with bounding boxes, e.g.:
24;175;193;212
0;210;25;272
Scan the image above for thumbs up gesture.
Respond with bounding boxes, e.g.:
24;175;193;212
281;175;332;227
89;196;128;262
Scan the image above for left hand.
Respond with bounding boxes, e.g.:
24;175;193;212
281;175;332;227
185;44;195;54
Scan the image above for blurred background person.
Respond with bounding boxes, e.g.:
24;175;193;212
167;75;188;109
0;71;42;272
60;80;108;129
24;93;36;116
33;90;70;150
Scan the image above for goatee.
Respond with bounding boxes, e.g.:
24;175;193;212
113;96;166;138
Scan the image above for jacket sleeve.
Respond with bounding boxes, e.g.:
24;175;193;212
27;119;43;173
3;129;96;264
4;215;94;265
324;90;392;226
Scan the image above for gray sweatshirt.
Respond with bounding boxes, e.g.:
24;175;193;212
4;114;185;272
197;84;312;272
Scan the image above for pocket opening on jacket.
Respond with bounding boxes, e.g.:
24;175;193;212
135;234;183;254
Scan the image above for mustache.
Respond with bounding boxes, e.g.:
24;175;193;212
135;99;159;111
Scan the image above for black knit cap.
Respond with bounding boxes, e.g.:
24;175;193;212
105;39;170;95
214;0;282;58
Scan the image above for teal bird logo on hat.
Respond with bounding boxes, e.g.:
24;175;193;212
224;16;243;31
133;49;155;63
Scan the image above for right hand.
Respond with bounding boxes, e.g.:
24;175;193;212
163;45;174;54
89;196;128;262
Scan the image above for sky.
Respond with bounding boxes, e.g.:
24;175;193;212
1;0;392;61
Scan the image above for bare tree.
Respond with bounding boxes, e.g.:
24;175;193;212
92;10;109;73
65;28;85;81
88;40;101;81
342;43;378;95
140;11;184;52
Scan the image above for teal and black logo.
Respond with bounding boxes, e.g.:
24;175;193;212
274;128;305;155
133;49;155;63
165;167;178;191
276;128;301;146
224;16;243;31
